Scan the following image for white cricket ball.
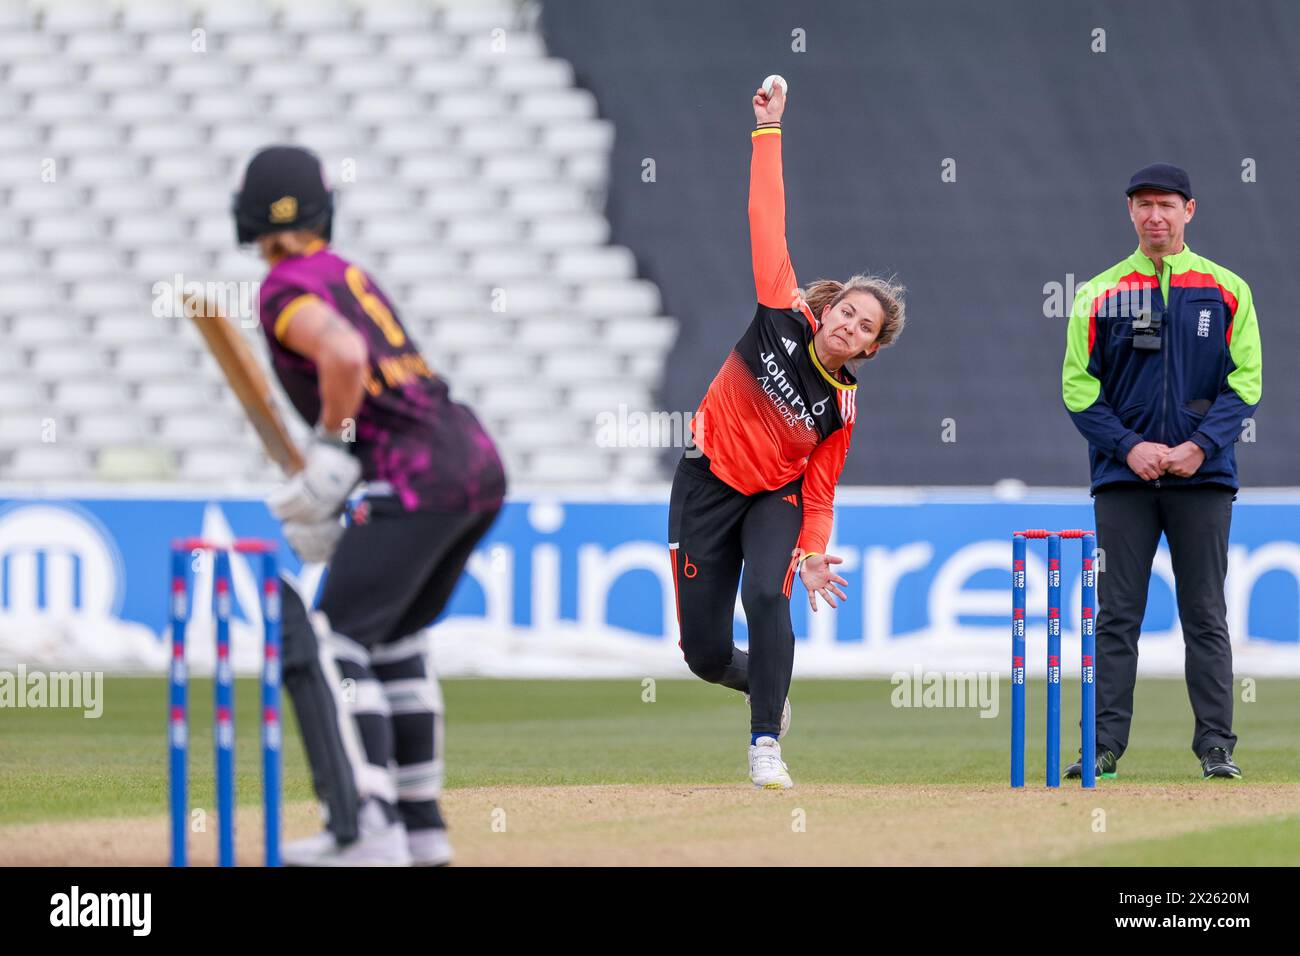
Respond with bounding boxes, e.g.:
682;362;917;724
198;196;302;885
761;74;788;98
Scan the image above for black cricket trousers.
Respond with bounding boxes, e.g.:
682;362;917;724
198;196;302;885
668;451;803;737
1093;483;1237;760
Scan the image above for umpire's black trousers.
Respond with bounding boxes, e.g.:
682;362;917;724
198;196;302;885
1094;482;1237;760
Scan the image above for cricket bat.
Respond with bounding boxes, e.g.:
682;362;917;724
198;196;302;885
184;294;306;475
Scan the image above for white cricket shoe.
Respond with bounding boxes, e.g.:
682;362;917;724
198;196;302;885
407;828;454;867
744;694;792;739
282;801;412;867
748;736;793;789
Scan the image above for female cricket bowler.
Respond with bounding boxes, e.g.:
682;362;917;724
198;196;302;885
669;80;906;788
232;145;506;864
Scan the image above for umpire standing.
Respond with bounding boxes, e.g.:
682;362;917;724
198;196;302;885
1061;164;1262;780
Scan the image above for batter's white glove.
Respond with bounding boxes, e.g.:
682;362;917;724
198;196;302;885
282;516;346;565
267;439;362;525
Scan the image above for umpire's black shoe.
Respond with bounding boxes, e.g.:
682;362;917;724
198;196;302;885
1200;747;1242;779
1064;748;1118;780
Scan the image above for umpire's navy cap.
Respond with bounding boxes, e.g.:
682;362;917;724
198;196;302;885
1126;163;1192;201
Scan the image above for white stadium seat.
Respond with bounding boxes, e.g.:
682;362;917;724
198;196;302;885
130;123;205;151
158;412;244;445
139;32;205;61
564;152;610;185
554;247;637;281
270;91;345;121
330;61;403;91
53;378;133;411
114;214;185;245
0;379;44;409
406;60;487;90
493;279;571;313
110;91;186;120
8;186;82;213
209;124;287;154
517;89;598;120
506;182;591;214
47;125;122;150
373;122;442;152
528;451;609;484
441;3;520;35
288;122;367;153
69;276;150;310
280;1;355;32
395;153;476;183
42;1;113;31
445;217;523;248
200;1;275;33
0;125;45;151
167;60;242;92
89;184;167;213
405;281;493;313
381;31;457;62
30;345;109;376
459;122;535;153
29;90;104;120
133;247;211;279
115;343;197;376
191;90;263;121
170;184;232;215
601;317;678;349
430;90;507;120
66;154;146;182
72;412;151;445
383;250;465;280
577;280;662;316
64;31;133;60
542;120;615;154
246;63;325;92
513;316;600;348
6;60;79;89
92;314;177;347
174;447;251;482
462;32;546;60
86;62;163;91
530;214;610;248
0;247;41;276
121;1;194;31
153;152;229;183
135;378;222;412
4;446;91;481
8;315;88;344
481;155;558;184
0;34;50;60
30;218;106;244
218;32;292;62
3;280;58;311
467;248;547;280
348;91;426;120
361;1;433;33
47;247;128;279
545;351;624;382
493;59;575;90
422;184;500;214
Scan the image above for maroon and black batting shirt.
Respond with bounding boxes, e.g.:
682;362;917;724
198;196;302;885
258;240;506;513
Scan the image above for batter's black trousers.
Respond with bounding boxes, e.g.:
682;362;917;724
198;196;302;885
1093;483;1237;760
668;452;802;737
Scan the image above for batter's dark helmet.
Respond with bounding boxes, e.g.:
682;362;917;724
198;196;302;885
231;145;334;245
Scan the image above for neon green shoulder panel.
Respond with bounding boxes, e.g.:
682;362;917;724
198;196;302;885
1062;260;1133;413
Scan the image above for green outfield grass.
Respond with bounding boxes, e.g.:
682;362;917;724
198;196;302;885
3;677;1298;864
